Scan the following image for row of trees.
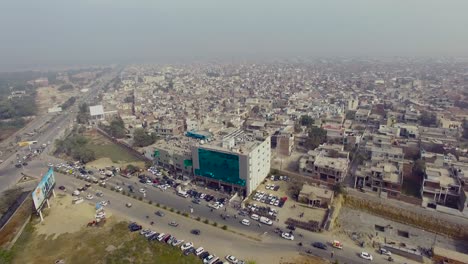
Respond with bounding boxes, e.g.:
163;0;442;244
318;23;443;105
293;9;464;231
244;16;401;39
0;96;36;120
76;103;90;124
61;96;76;110
55;134;96;163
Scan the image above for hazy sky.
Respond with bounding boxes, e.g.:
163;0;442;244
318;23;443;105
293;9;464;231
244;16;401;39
1;0;468;70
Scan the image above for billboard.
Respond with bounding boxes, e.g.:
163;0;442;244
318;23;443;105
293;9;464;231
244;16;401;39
32;168;56;210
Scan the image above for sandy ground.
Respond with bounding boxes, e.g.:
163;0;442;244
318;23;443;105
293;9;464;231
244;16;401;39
35;194;110;239
87;157;145;170
35;86;76;114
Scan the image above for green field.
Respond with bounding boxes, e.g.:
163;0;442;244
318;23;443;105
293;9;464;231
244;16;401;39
87;143;141;163
9;221;201;264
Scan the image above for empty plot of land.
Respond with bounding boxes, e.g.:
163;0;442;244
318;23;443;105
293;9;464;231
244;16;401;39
10;195;201;264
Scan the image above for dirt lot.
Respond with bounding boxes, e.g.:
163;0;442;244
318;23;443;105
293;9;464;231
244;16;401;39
83;131;145;169
35;86;77;114
10;195;201;264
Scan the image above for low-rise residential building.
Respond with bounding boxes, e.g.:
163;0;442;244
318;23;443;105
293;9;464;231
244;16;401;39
355;160;404;198
422;164;462;208
298;184;334;208
299;144;349;184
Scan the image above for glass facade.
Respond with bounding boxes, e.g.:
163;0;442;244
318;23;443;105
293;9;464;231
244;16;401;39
195;148;245;187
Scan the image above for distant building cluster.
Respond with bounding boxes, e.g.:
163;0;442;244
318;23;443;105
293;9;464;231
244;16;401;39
94;61;468;212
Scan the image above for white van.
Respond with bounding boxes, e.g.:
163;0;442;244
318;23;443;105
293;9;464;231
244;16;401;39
250;214;259;221
177;191;189;198
259;216;273;225
195;247;204;256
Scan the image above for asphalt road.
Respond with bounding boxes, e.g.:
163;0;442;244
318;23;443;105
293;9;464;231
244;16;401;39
55;171;418;264
0;71;120;193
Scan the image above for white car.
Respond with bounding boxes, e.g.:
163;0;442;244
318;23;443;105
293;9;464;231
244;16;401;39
72;190;80;196
203;255;218;264
360;252;373;261
195;247;204;256
379;248;392;256
172;239;184;247
241;219;251;226
250;214;259;221
139;188;146;193
86;194;94;200
281;232;294;241
225;255;238;264
115;186;123;192
180;242;193;251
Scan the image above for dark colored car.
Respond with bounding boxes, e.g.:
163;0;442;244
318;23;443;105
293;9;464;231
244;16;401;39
128;223;142;232
58;186;66;191
15;163;22;168
192;199;201;204
191;229;200;235
199;251;210;259
155;211;165;217
312;242;328;250
183;247;195;256
287;225;296;231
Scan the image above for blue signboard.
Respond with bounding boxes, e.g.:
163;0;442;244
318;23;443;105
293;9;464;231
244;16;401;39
32;168;56;210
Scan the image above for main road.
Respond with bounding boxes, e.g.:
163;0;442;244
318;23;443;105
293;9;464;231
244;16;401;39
54;170;419;264
0;69;120;193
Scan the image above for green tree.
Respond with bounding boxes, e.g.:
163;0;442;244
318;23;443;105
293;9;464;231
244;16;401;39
103;116;126;138
299;115;314;127
76;103;90;124
133;128;155;147
420;111;437;127
251;105;260;114
305;126;327;150
294;122;302;133
413;159;426;178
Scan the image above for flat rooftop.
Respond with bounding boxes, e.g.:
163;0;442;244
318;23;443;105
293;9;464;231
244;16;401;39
371;162;401;183
425;166;457;187
314;155;349;172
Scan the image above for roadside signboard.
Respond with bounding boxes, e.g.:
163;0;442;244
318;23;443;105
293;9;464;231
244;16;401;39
32;168;56;210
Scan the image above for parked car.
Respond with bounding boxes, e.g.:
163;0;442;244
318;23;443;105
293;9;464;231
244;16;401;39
125;203;132;208
241;219;250;226
360;252;373;261
180;242;193;251
58;186;66;191
86;194;94;200
195;247;205;256
183;247;195;256
169;221;179;227
128;223;142;232
312;242;327;250
225;255;239;264
199;252;210;260
203;255;218;264
191;229;201;235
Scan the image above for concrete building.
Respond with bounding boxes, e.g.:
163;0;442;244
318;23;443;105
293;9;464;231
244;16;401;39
152;140;193;177
154;123;184;137
89;105;105;121
355;160;404;198
271;127;294;156
422;165;462;208
298;184;334;208
191;129;271;197
299;144;349;184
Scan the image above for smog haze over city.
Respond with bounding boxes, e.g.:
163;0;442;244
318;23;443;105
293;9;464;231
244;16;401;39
1;0;468;70
1;1;468;264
